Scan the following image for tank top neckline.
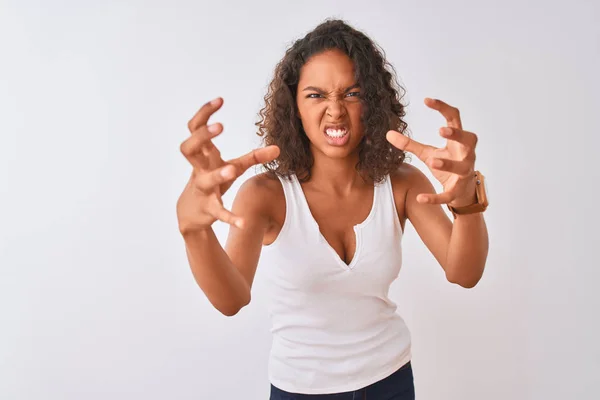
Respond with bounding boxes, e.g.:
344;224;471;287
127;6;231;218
290;174;381;271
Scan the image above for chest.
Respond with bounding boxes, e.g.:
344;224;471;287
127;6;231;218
261;175;406;294
263;176;407;263
303;188;374;265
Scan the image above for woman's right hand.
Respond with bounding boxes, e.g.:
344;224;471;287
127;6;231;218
177;97;280;235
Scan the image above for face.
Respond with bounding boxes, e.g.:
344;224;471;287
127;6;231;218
296;49;364;159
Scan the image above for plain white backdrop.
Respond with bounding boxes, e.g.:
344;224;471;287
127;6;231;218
1;0;599;399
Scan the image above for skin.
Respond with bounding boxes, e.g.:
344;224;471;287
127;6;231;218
177;49;489;316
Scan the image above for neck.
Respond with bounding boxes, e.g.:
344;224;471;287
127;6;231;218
306;147;368;195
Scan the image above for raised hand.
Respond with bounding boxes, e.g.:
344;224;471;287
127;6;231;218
386;98;479;207
177;98;280;234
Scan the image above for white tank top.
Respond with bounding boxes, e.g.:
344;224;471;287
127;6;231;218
259;173;412;394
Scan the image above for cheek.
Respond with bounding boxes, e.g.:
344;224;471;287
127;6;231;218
349;104;364;133
299;103;326;130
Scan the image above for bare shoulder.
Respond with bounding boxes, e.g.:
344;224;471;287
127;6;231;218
238;172;283;204
389;163;436;223
390;162;437;195
390;162;431;187
233;171;285;244
223;172;285;292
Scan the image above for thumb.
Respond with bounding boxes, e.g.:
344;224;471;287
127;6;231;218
230;145;280;173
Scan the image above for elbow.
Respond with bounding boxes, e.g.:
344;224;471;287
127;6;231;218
446;271;482;289
444;259;486;289
220;307;242;317
456;278;480;289
218;292;251;317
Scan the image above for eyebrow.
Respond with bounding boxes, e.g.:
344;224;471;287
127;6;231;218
302;83;360;93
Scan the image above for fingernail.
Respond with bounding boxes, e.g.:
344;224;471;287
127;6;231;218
431;159;443;168
208;124;219;134
235;219;244;229
211;97;221;105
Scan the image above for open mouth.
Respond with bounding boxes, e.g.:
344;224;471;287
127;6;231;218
323;124;350;146
324;127;349;138
323;125;350;146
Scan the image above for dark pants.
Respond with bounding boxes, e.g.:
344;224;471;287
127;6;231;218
270;361;415;400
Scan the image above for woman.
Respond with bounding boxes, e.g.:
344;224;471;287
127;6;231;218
177;19;489;400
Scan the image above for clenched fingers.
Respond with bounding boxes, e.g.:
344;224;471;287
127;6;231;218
180;123;223;156
209;201;244;229
187;97;223;133
439;127;477;146
193;165;237;192
386;130;432;160
425;98;463;130
180;123;223;169
228;145;280;173
427;157;473;177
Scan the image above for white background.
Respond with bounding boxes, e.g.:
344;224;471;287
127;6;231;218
1;0;598;399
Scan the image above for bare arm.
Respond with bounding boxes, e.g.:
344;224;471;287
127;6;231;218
401;165;488;288
176;98;279;316
183;228;252;316
387;98;489;288
445;211;488;288
182;178;271;315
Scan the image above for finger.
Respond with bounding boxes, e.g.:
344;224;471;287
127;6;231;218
416;191;455;205
180;123;223;157
199;127;223;165
211;204;244;229
439;127;478;149
425;98;462;130
187;97;224;133
386;130;431;160
426;157;473;177
229;145;280;173
193;165;237;192
180;124;223;169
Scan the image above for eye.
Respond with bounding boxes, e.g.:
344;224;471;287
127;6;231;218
346;91;361;98
306;93;323;99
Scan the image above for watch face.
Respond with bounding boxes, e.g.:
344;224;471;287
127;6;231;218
484;178;489;199
480;175;489;207
475;172;488;206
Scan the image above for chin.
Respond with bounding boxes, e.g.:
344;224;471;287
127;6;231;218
324;147;357;158
313;141;362;159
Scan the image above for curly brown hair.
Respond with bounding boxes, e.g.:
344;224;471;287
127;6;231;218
255;19;410;183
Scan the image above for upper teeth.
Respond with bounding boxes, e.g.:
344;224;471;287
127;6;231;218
326;128;347;137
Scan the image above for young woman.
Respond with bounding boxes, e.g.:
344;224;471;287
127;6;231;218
177;19;489;400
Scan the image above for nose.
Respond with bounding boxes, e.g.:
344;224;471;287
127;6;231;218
326;98;347;119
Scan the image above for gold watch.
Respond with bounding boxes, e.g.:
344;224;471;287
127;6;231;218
448;171;489;218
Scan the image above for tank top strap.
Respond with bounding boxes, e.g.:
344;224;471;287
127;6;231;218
272;173;317;240
379;174;403;234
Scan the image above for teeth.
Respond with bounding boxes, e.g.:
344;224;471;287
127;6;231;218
326;128;347;137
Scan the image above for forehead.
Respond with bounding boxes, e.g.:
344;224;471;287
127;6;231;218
298;49;356;88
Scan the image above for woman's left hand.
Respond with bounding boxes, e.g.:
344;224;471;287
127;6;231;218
386;98;479;207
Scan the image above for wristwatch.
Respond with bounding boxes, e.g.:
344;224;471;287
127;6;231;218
448;171;489;217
